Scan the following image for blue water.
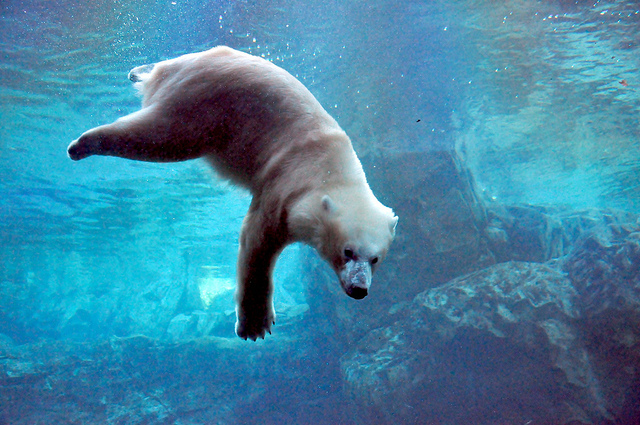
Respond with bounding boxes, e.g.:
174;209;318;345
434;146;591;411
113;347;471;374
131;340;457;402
1;0;640;424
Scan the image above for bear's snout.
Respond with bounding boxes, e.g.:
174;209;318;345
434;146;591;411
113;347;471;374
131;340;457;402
346;285;368;299
340;260;371;300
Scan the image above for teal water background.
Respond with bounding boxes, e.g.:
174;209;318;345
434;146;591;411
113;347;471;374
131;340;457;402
1;0;639;423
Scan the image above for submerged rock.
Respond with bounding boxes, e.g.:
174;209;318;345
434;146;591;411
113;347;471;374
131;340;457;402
563;222;640;317
562;222;640;422
366;148;493;287
484;204;567;263
0;334;348;425
341;259;640;424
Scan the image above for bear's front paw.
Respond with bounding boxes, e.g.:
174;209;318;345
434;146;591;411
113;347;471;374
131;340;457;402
67;134;99;161
235;305;276;341
67;138;90;161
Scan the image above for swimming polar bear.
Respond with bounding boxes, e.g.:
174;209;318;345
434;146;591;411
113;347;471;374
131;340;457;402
68;46;398;340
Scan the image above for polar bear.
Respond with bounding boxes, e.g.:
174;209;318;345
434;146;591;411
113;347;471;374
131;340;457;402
68;46;398;340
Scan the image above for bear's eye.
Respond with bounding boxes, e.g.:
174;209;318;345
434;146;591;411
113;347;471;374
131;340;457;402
371;257;379;265
344;248;355;260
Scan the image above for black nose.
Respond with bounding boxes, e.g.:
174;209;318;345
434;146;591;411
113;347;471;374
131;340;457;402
347;286;368;300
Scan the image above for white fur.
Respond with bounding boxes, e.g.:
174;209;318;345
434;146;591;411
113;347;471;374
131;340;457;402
68;46;397;340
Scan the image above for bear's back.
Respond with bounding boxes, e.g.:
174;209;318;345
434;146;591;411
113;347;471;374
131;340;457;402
132;47;344;190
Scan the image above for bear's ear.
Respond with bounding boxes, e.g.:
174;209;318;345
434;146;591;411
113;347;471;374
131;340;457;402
390;215;399;235
321;195;338;215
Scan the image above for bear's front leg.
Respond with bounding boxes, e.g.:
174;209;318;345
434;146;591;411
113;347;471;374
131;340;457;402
68;106;207;163
235;206;287;340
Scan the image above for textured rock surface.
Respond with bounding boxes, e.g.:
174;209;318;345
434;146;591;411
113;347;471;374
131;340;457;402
0;245;195;343
341;213;640;425
486;205;640;264
366;148;493;287
0;334;347;425
563;222;640;423
563;221;640;318
341;261;601;424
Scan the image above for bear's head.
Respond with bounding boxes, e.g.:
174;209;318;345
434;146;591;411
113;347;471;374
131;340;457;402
314;189;398;299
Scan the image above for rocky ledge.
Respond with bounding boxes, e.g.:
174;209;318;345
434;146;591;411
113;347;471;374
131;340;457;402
342;219;640;425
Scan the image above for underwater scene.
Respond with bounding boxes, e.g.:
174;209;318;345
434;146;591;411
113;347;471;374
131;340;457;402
1;0;640;423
